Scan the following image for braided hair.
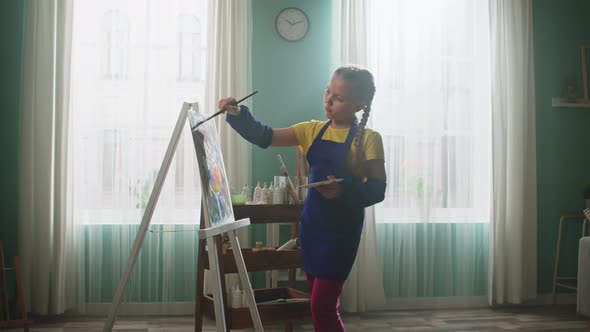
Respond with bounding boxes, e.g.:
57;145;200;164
333;65;376;172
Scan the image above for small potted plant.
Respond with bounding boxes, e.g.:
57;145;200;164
583;185;590;208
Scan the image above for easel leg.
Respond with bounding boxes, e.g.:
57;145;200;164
213;235;231;331
194;236;206;332
285;223;298;332
102;103;190;332
228;230;264;332
206;237;228;332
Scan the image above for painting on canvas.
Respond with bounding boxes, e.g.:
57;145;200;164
188;108;234;227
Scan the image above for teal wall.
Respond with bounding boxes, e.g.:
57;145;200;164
250;0;333;186
533;0;590;293
248;0;333;287
0;0;25;260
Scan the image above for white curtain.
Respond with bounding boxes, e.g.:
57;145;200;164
19;0;80;315
335;0;493;305
203;0;252;296
207;0;251;188
69;0;209;314
489;0;537;305
20;0;251;315
332;0;386;313
367;0;492;225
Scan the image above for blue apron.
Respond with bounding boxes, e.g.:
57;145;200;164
300;120;365;280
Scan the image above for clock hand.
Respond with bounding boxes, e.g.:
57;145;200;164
283;18;294;25
292;20;304;25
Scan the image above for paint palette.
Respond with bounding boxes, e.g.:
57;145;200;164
297;178;344;189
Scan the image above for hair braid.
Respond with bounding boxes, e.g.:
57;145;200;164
334;65;375;175
353;106;371;168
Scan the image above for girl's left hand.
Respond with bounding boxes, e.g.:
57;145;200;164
315;175;342;199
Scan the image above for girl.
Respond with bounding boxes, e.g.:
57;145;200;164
220;65;386;332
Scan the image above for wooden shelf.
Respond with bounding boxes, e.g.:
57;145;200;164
552;97;590;108
233;204;304;224
202;248;302;273
195;204;309;332
200;288;311;330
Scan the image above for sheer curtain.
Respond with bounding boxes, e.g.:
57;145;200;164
489;0;537;305
203;0;252;297
20;0;251;315
335;0;493;306
19;0;79;315
69;1;209;314
332;0;386;313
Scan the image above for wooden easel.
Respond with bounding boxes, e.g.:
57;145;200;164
0;242;31;332
194;204;312;332
197;217;263;332
102;102;263;332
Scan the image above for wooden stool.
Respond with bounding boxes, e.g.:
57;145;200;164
552;212;589;304
0;242;31;331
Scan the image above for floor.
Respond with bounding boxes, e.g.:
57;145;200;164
3;305;589;331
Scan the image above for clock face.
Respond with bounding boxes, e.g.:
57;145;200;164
275;7;309;42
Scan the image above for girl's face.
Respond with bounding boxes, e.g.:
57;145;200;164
324;74;365;125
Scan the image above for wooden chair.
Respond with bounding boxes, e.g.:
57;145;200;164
577;209;590;332
0;242;31;332
552;212;590;303
583;208;590;236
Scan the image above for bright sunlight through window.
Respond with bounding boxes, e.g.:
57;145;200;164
368;0;492;223
70;1;208;224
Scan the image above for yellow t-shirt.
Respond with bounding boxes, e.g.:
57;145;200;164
292;120;384;176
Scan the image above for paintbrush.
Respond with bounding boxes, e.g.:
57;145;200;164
191;90;259;129
277;154;300;204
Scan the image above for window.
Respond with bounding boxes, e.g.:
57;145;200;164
71;0;209;224
101;10;129;80
368;0;492;223
177;14;203;82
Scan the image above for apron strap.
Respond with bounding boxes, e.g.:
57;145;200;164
312;120;332;145
312;119;358;149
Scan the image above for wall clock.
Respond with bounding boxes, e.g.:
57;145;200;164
275;7;309;42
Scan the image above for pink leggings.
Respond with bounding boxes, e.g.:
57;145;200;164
306;273;346;332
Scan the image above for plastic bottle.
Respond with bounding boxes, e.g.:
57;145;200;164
231;286;242;309
241;184;251;203
267;182;275;204
253;181;262;204
261;182;269;204
272;185;286;204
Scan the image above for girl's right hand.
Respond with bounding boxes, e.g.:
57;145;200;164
315;175;343;199
219;97;241;115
